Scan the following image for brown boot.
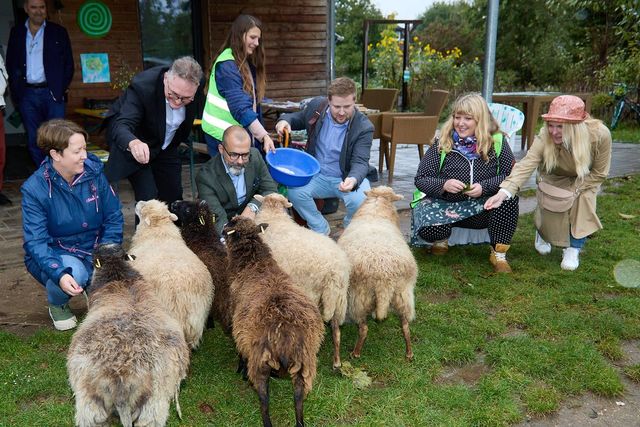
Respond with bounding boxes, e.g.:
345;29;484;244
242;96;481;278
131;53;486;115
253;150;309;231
490;244;512;273
431;239;449;255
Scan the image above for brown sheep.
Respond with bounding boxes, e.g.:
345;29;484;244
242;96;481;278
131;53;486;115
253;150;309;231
67;243;189;427
254;193;349;369
170;199;231;334
338;186;417;360
223;216;324;427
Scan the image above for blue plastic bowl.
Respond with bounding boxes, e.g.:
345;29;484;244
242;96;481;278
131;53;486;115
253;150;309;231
266;148;320;187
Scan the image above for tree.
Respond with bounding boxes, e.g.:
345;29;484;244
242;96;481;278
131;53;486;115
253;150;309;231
335;0;383;83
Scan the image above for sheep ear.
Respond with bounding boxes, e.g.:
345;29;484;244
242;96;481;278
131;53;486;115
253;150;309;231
199;215;205;225
285;201;292;208
170;213;178;222
393;194;404;201
144;216;151;226
254;194;264;203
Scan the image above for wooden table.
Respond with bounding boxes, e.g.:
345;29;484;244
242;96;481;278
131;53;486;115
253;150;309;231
492;92;592;150
74;108;109;133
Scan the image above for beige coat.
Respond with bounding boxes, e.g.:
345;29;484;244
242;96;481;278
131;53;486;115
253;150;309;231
501;121;612;246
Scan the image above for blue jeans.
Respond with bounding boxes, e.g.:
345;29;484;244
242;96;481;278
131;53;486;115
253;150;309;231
41;255;90;306
287;174;371;235
19;87;65;166
570;234;586;249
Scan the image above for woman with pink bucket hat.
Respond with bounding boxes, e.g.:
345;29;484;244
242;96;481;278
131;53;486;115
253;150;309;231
485;95;612;271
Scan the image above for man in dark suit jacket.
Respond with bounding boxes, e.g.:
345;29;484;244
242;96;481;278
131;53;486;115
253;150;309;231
6;0;73;166
104;56;203;206
196;125;278;234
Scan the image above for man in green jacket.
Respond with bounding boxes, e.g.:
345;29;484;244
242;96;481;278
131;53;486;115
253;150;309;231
196;125;277;234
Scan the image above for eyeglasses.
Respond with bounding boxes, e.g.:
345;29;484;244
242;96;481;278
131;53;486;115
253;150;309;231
165;81;195;104
221;144;251;161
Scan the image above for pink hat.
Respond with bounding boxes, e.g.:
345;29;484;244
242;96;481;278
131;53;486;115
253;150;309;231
541;95;587;123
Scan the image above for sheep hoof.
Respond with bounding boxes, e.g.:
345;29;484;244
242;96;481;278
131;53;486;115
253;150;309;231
332;363;342;372
349;351;361;359
405;353;414;362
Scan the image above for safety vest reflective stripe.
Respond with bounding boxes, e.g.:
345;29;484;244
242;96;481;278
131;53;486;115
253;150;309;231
206;92;230;112
201;48;241;140
202;110;235;133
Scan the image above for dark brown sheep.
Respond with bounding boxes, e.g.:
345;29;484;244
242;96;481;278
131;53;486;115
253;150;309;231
223;217;324;427
67;243;189;427
170;199;231;334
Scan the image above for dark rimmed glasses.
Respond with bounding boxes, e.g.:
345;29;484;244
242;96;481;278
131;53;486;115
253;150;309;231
221;144;251;161
165;80;195;104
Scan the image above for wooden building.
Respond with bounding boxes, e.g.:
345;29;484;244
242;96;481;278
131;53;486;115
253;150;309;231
2;0;331;137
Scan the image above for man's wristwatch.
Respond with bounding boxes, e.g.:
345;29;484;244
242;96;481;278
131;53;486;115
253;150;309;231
247;202;260;213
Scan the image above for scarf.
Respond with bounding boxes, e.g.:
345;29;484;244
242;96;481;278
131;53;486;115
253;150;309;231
452;131;480;161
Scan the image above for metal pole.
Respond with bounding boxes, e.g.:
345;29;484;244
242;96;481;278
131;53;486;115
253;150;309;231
401;23;409;111
329;0;336;81
482;0;499;102
362;20;370;88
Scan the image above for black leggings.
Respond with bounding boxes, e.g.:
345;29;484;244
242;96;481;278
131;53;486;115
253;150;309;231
418;196;519;246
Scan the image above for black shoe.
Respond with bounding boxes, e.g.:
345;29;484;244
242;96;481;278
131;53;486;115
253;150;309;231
0;192;12;205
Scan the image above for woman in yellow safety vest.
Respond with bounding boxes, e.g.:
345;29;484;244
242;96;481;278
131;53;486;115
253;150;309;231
201;14;275;156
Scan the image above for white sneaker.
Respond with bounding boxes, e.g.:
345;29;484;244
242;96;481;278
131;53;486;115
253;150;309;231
535;232;552;255
561;247;580;271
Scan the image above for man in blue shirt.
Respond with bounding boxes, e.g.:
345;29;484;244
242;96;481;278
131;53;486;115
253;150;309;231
196;125;278;234
276;77;374;235
6;0;74;166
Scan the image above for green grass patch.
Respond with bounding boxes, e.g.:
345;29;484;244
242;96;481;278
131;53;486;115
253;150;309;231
624;364;640;382
611;122;640;144
1;176;639;426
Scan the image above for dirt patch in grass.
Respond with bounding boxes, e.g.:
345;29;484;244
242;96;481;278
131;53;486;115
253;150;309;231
0;267;87;337
436;353;490;386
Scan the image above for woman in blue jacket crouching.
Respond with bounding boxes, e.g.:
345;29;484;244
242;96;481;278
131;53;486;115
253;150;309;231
21;119;123;331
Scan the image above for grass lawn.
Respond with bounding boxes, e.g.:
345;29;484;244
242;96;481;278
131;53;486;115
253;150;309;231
1;176;639;426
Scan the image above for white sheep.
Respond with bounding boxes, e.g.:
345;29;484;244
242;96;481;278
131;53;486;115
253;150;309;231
68;243;189;427
130;199;214;349
254;193;349;369
337;186;417;360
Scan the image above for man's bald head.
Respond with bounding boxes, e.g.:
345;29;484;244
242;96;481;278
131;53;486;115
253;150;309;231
222;126;251;148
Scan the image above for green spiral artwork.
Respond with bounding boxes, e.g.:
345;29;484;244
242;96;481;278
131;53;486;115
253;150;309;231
77;1;112;38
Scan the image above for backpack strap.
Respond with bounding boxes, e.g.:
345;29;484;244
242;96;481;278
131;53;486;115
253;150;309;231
492;133;503;175
306;98;329;151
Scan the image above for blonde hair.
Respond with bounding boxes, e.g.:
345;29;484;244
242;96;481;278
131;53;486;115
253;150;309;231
538;118;603;178
438;92;500;161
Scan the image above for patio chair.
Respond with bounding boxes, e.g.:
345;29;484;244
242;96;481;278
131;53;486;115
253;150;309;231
360;88;398;139
378;89;449;182
488;103;525;142
360;88;398;112
448;103;524;246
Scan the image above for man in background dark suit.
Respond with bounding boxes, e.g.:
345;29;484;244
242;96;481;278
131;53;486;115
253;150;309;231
6;0;74;166
104;56;203;206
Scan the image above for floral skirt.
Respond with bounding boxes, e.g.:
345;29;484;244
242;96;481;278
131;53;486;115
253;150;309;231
410;196;488;247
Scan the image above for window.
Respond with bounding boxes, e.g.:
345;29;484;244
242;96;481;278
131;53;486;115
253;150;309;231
138;0;194;70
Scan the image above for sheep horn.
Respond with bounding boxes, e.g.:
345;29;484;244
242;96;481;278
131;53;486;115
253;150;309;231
199;215;205;225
